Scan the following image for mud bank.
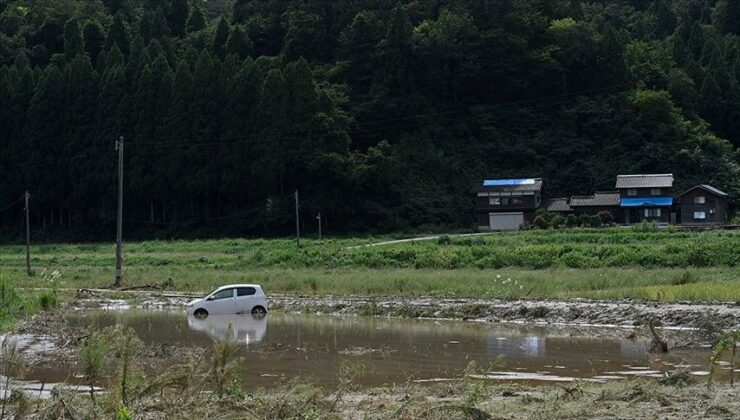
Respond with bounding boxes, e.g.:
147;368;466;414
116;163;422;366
268;295;740;332
63;289;740;334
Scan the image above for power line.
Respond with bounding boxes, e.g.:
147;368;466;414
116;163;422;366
0;195;24;213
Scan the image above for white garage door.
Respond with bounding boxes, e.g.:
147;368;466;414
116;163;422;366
489;212;524;231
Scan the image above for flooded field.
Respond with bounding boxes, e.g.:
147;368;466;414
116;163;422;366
18;309;720;388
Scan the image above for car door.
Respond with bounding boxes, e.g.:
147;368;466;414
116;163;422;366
235;287;256;313
207;288;236;314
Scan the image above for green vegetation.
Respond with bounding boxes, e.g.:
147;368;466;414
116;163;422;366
0;275;38;331
1;0;739;238
1;230;738;301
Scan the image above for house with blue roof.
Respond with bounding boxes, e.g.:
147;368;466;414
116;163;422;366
615;174;674;224
474;178;543;230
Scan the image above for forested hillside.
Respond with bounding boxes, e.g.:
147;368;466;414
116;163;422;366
0;0;739;238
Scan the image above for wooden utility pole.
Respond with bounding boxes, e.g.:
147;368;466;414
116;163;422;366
24;191;30;276
316;212;322;242
295;190;300;249
115;136;124;287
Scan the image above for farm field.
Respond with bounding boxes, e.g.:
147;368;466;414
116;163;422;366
1;229;738;302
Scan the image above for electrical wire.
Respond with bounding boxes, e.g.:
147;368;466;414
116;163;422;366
0;195;24;213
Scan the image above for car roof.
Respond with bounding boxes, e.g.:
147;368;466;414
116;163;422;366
212;284;262;292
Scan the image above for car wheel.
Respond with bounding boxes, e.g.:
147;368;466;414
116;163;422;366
251;306;267;317
194;308;208;318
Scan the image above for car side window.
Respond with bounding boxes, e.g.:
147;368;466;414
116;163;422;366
211;289;234;300
237;287;256;297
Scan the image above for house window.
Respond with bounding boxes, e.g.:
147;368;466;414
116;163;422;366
650;188;661;195
510;197;522;205
627;189;637;196
693;211;706;220
489;197;501;205
644;208;661;218
694;196;705;204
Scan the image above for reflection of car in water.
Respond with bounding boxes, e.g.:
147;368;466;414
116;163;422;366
187;314;267;344
186;284;268;317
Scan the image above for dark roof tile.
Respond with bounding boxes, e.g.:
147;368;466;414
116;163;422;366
570;191;621;207
615;174;673;189
544;198;571;212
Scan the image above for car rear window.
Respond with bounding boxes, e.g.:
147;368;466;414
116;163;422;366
237;287;256;296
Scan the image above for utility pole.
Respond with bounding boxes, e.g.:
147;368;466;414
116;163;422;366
115;136;124;287
295;190;300;249
24;191;30;276
316;212;322;242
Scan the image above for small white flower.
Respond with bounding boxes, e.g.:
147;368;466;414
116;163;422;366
496;274;502;279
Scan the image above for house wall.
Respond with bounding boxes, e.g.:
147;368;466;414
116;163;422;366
679;190;727;224
475;189;541;231
475;209;537;229
475;193;538;211
625;207;671;224
617;187;671;197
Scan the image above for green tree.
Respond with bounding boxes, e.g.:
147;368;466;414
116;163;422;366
213;17;230;59
83;19;106;63
105;12;131;56
187;4;207;33
168;0;189;37
379;4;413;93
713;0;740;35
225;25;253;58
63;19;83;60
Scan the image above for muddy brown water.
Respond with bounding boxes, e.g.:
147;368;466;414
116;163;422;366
17;310;734;390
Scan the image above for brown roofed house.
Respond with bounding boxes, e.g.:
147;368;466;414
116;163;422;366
677;185;729;225
569;191;623;223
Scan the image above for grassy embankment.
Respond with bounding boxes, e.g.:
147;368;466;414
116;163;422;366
0;229;738;302
0;274;42;331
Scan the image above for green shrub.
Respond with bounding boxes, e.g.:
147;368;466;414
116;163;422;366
565;214;578;227
38;291;58;310
589;215;602;228
672;271;699;285
598;211;614;225
578;214;590;227
437;234;451;245
533;216;550;229
633;220;658;232
535;208;552;222
560;251;597;268
550;215;565;229
116;406;134;420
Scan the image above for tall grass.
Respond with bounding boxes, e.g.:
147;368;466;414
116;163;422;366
0;275;33;331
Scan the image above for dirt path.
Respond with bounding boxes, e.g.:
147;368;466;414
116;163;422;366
344;231;497;249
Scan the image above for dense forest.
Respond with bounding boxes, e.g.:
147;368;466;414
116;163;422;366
1;0;739;238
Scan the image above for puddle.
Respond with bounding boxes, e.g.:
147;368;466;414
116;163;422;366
32;309;727;388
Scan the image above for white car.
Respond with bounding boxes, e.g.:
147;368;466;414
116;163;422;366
187;284;268;317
